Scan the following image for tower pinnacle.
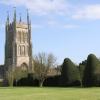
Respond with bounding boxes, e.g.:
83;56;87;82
13;7;16;23
6;11;9;25
27;9;30;25
19;13;22;22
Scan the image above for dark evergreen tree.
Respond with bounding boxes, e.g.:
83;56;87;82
83;54;100;87
79;60;87;87
61;58;80;86
93;63;100;86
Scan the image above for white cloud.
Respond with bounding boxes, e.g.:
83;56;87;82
1;0;100;20
47;20;58;26
32;21;79;29
72;4;100;20
31;24;43;29
0;0;69;15
45;19;79;29
63;24;79;29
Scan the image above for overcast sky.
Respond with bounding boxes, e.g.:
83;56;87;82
0;0;100;65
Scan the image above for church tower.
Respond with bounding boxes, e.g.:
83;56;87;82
5;9;32;72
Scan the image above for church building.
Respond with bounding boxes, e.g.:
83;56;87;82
0;9;33;82
5;9;32;72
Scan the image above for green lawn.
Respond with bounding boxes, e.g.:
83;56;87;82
0;87;100;100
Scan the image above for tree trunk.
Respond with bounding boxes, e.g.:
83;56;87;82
80;80;83;87
9;80;13;87
39;80;44;87
9;76;14;87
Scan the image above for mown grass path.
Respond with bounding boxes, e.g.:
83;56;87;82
0;87;100;100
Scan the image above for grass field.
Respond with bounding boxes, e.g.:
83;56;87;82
0;87;100;100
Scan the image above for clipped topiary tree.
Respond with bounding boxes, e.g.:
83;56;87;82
79;60;87;87
83;54;100;87
61;58;80;86
93;63;100;86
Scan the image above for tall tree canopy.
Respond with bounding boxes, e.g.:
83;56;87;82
83;54;100;86
61;58;80;86
34;52;56;87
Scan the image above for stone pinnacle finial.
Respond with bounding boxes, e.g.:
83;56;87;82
19;13;22;22
27;9;29;25
13;7;16;22
7;11;9;24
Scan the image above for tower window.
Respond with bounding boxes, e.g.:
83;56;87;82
22;45;25;56
18;45;21;55
24;33;28;42
18;45;26;56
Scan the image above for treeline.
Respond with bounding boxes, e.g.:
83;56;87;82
14;53;100;87
45;54;100;87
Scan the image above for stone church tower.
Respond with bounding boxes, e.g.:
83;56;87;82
5;9;32;72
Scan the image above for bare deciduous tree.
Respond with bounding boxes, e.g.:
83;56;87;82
34;52;56;87
6;66;15;86
6;65;28;86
